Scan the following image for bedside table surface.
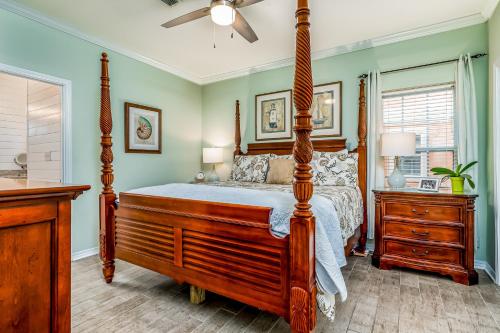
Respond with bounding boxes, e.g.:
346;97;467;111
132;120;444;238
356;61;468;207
373;187;478;198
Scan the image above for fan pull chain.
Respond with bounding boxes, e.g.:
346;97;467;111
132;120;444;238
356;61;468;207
231;9;234;39
213;23;216;48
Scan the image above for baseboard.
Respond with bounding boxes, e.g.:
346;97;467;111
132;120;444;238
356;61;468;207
474;259;497;283
72;247;99;261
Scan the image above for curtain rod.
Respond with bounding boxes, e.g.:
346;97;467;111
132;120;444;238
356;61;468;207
358;53;487;79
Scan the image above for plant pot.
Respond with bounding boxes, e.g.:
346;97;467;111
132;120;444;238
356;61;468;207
450;176;465;193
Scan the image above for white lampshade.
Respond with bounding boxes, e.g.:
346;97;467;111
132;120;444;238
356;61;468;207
380;132;416;157
211;4;235;26
203;148;224;164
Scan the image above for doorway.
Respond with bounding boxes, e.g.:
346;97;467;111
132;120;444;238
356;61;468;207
0;63;71;182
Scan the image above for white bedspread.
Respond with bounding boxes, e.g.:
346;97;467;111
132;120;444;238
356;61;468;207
127;183;347;320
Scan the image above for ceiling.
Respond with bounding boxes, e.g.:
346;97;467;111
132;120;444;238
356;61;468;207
3;0;499;84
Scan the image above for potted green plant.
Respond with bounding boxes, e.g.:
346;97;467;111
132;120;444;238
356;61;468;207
431;161;478;193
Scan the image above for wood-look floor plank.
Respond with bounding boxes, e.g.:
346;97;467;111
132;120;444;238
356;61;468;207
268;317;290;333
399;284;427;333
71;256;500;333
461;287;500;333
243;311;280;332
218;306;260;333
439;281;477;333
372;270;401;333
191;309;235;333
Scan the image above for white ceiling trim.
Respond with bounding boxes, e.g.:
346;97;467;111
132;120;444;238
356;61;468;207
0;0;202;84
0;0;489;86
199;13;487;85
482;0;500;18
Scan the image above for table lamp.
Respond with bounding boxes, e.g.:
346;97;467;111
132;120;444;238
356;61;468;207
203;147;223;182
380;132;416;188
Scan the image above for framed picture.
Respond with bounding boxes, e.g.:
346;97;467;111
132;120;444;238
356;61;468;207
125;102;162;154
311;81;342;137
255;90;293;141
417;178;441;192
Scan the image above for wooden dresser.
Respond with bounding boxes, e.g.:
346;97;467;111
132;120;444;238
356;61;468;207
0;179;90;333
372;188;478;285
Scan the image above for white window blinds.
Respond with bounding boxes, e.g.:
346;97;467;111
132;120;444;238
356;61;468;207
382;84;456;186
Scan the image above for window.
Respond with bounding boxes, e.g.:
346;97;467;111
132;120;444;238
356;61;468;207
382;84;456;187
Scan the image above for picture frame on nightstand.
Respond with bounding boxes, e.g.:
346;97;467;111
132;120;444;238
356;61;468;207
417;178;441;192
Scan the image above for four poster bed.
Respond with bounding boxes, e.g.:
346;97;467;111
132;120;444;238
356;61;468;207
98;1;367;332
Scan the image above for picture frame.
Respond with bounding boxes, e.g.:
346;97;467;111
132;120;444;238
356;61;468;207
311;81;342;137
125;102;162;154
417;178;441;192
255;90;293;141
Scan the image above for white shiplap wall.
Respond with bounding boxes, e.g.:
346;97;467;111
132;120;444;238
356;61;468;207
0;73;27;170
27;80;62;182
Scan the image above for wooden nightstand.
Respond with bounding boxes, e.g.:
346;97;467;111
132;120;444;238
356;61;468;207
372;188;478;285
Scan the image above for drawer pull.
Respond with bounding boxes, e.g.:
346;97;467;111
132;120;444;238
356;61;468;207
412;248;429;257
411;229;429;237
412;208;429;216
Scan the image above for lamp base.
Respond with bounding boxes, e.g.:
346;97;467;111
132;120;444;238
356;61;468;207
388;156;406;189
207;164;219;183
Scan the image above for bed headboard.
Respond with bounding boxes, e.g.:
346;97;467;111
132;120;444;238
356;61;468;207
245;139;348;155
232;78;368;252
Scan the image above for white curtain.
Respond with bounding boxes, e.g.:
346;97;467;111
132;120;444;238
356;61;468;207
455;53;479;248
366;71;384;239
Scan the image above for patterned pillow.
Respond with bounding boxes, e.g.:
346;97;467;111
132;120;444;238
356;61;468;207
269;154;294;160
311;150;358;187
230;154;270;183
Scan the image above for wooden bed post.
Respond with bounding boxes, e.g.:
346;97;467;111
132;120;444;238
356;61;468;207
234;100;242;156
99;53;116;283
355;79;368;254
290;1;316;332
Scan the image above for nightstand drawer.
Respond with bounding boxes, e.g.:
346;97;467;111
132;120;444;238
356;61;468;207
385;240;461;265
385;202;460;222
385;221;461;244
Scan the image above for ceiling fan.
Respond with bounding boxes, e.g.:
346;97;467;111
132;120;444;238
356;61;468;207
161;0;263;43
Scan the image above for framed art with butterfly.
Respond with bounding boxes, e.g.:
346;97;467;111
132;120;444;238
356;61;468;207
125;102;162;154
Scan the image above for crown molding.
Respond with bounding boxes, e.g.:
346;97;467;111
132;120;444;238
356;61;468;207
199;13;487;85
482;0;500;18
0;0;202;84
0;0;489;86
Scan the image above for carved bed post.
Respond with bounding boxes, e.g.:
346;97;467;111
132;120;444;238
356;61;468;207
290;1;316;332
355;79;368;254
99;53;116;283
234;100;242;156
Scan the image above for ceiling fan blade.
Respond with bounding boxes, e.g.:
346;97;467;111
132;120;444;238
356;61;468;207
233;10;258;43
235;0;264;8
161;7;210;28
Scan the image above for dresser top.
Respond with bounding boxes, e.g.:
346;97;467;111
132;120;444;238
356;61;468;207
0;178;91;198
373;187;478;198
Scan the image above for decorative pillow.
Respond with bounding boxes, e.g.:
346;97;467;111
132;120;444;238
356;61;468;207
230;154;270;183
266;159;295;185
311;150;358;187
270;154;294;160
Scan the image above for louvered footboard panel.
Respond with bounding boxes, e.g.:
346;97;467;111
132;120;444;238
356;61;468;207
183;230;284;295
114;193;290;318
115;217;174;263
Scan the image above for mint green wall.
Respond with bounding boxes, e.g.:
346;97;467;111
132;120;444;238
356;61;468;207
202;24;493;264
488;3;500;272
0;8;202;254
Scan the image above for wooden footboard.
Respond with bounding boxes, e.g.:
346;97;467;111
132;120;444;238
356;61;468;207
114;193;291;318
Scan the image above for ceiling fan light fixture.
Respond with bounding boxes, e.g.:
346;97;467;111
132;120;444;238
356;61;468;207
210;1;235;26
